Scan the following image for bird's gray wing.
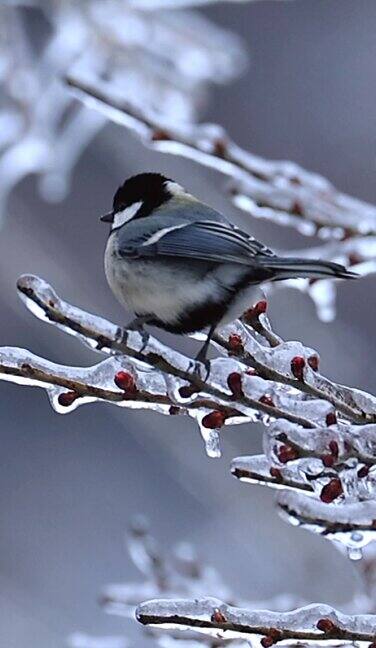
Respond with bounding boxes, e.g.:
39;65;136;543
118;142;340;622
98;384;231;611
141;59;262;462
118;219;275;265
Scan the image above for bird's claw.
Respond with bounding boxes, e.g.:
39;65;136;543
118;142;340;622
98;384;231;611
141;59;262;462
189;358;211;381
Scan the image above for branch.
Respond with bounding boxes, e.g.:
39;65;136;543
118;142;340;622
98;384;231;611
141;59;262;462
18;275;376;428
231;454;313;494
65;74;376;242
277;491;376;558
136;597;376;645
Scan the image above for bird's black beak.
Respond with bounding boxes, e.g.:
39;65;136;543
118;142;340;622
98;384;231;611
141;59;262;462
100;211;114;223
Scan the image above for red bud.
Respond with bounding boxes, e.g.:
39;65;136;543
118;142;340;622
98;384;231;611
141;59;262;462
211;608;227;624
227;372;243;398
348;252;362;266
292;201;304;216
270;467;283;480
308;355;319;371
317;618;336;633
228;333;244;353
202;410;226;429
278;444;299;464
328;440;339;456
291;356;306;381
320;478;343;503
326;412;337;427
243;300;267;323
213;139;227;158
322;454;335;468
259;394;275;408
151;129;170;142
254;300;267;316
261;637;274;648
114;371;137;394
169;406;181;415
58;390;79;407
179;384;198;399
358;465;369;479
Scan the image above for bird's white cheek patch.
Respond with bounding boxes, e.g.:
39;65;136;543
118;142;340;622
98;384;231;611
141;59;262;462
112;201;143;229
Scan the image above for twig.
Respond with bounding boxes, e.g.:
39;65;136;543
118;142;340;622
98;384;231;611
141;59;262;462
65;75;376;240
213;328;374;425
136;597;376;644
15;275;317;429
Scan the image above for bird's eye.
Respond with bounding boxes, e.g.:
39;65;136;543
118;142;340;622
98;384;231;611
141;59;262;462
112;201;143;229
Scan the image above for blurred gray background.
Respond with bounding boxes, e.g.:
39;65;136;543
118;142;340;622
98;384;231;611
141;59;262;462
1;0;375;645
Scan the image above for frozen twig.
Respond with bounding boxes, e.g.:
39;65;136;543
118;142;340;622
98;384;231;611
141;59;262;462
277;491;376;558
136;597;376;645
66;74;376;243
17;275;376;427
231;454;313;494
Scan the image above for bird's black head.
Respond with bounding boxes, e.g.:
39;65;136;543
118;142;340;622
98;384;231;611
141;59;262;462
100;172;178;229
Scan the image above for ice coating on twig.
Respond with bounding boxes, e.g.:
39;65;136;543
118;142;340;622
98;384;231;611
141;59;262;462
136;597;376;644
9;272;376;560
9;274;376;468
231;454;313;493
278;490;376;559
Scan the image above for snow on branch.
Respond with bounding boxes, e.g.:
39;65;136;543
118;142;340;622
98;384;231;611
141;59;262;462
136;597;376;646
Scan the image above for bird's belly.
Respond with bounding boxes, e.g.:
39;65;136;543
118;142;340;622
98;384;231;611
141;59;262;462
105;241;261;332
105;253;223;326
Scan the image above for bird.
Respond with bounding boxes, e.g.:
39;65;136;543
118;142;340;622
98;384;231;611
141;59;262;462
101;172;357;363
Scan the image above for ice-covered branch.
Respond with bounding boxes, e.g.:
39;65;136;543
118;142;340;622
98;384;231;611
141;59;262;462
77;519;303;647
17;275;376;428
2;272;375;560
65;74;376;242
0;273;367;466
136;597;376;645
277;491;376;559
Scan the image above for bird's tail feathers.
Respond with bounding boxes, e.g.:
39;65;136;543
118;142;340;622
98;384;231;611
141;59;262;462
258;256;358;280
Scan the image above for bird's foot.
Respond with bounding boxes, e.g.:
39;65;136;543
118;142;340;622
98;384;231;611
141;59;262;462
122;316;151;351
190;357;211;382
